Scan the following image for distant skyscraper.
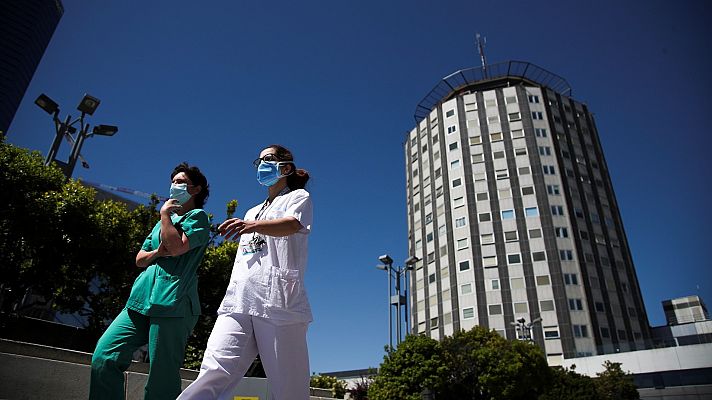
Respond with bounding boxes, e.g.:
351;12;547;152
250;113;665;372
0;0;64;134
405;61;651;364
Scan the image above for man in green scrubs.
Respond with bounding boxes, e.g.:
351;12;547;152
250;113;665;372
89;163;210;400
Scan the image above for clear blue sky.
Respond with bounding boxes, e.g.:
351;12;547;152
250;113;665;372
7;0;712;373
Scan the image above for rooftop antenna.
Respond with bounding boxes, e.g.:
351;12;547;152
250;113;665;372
476;33;488;78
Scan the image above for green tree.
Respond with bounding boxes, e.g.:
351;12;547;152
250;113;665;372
368;335;448;400
439;326;551;399
310;374;347;399
539;365;599;400
595;361;639;400
0;138;158;337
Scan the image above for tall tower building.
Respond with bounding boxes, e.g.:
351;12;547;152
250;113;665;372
405;61;651;364
0;0;64;134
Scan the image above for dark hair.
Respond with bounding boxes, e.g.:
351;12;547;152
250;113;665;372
265;144;310;190
171;162;209;208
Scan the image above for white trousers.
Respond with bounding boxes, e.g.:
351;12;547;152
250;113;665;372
177;313;309;400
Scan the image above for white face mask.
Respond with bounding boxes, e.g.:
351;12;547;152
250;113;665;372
170;183;191;204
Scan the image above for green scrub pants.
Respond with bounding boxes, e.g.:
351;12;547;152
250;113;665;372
89;308;198;400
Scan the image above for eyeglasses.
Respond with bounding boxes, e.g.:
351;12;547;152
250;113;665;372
253;154;280;168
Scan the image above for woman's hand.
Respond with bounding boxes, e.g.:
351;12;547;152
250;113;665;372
218;218;258;241
155;241;170;257
160;199;182;216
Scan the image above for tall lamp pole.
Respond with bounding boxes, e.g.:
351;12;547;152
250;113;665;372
35;93;118;179
377;254;420;350
510;317;542;341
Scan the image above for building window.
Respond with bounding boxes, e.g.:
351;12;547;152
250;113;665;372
507;253;522;264
476;192;489;201
453;196;464;208
447;125;457;134
536;275;551;286
457;238;468;250
514;302;528;313
521;186;535;196
438;225;446;237
573;325;589;338
508;112;521;121
426;232;433;243
544;327;560;339
510;277;525;289
540;300;555;312
532;111;543;120
543;165;556;175
425;213;432;224
479;212;492;222
504;230;518;241
452;178;462;187
493;150;505;159
488;304;503;315
491;279;500;290
480;233;494;244
470;135;482;145
455;217;466;227
569;298;584;311
449;142;459;151
474;172;487;181
563;273;578;285
501;209;515;220
514;147;527;156
559;250;574;261
547;185;561;195
535;128;547;137
490;132;503;141
496;169;509;180
528;95;540;103
428;273;436;284
450;159;460;169
463;307;475;319
472;153;484;163
555;227;569;238
539;146;552;156
487;115;500;124
505;95;517;104
532;251;546;262
461;283;472;294
518;166;531;175
483;256;497;268
511;129;524;138
525;207;539;217
498;188;512;199
445;109;455;118
485;99;497;107
551;205;564;216
528;228;542;238
430;317;439;329
459;260;470;271
600;327;610;337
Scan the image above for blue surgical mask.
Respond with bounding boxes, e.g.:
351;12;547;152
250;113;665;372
257;161;289;187
170;183;192;205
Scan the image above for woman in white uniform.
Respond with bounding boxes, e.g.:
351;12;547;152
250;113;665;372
178;144;313;400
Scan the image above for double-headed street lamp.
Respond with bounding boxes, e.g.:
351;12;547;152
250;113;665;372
35;93;118;179
377;254;420;351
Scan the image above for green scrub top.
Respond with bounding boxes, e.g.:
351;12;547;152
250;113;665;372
126;209;210;317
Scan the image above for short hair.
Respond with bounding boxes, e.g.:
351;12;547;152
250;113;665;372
171;162;209;208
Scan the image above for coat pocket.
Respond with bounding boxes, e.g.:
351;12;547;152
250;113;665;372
268;268;302;310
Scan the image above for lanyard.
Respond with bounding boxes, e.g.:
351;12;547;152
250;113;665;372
242;186;291;254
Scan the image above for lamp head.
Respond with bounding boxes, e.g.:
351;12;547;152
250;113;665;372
376;265;388;271
92;124;118;136
378;254;393;265
404;255;420;266
35;94;59;115
77;94;100;115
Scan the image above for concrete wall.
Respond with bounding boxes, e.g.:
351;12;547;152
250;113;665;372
560;342;712;376
0;339;333;400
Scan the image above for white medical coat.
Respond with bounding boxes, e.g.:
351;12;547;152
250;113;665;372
218;188;313;323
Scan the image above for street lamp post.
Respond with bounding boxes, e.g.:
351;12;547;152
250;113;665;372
377;254;420;350
510;317;542;341
35;93;118;179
